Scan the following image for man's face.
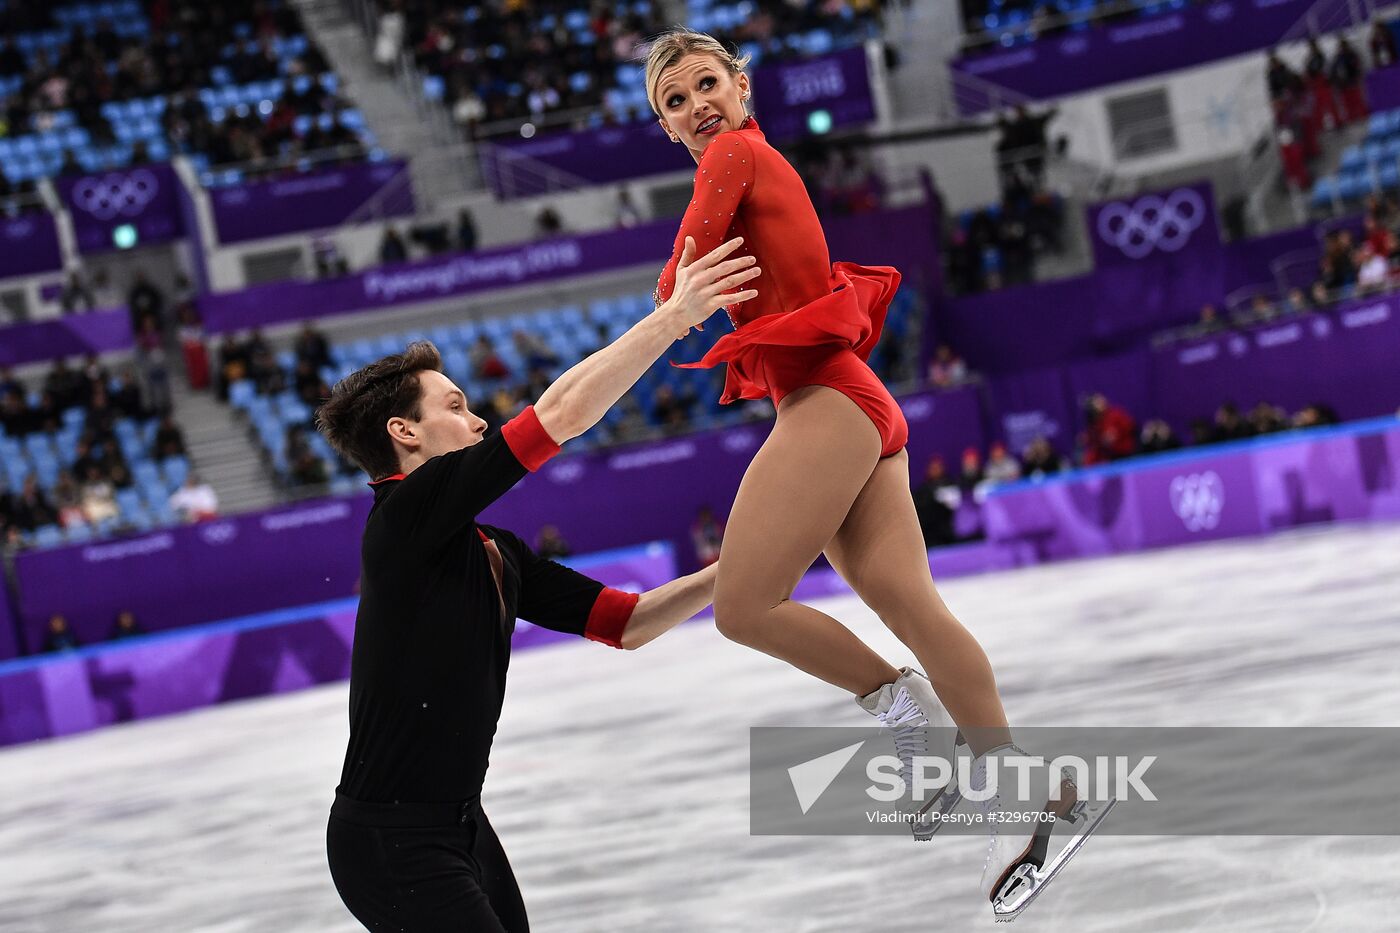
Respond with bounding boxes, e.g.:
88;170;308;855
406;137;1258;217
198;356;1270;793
392;370;487;464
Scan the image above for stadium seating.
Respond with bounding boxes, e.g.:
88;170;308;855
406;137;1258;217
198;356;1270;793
958;0;1191;51
1311;107;1400;210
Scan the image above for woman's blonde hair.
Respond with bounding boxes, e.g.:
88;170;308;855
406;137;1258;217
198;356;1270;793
644;29;751;115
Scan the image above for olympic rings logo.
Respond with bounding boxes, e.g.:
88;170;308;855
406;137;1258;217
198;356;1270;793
1169;471;1224;532
70;169;160;220
1095;188;1206;259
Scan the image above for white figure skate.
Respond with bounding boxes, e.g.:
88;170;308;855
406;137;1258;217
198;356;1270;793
971;744;1116;921
856;667;962;839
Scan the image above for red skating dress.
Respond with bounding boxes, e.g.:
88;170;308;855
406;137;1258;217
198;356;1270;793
654;117;907;457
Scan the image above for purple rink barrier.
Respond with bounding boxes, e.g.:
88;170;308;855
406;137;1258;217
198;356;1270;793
209;159;414;245
0;542;675;747
54;162;184;254
950;0;1316;113
0;577;17;662
196;200;940;334
481;48;875;195
0;306;133;367
1086;183;1219;270
983;417;1400;562
0;211;62;279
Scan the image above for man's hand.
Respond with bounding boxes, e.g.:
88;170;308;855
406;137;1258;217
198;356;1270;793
664;236;760;339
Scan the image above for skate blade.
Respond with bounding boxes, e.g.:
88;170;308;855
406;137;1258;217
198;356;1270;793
991;797;1116;922
910;785;964;841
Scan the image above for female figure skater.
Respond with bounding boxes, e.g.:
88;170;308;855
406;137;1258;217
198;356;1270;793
646;31;1100;916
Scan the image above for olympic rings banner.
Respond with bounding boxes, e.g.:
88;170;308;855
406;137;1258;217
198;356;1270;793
1086;182;1219;269
54;161;184;254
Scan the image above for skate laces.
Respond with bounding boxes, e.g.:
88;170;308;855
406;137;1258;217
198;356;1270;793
877;687;928;784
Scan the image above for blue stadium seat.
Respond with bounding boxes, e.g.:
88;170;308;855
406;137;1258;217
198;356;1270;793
34;525;64;548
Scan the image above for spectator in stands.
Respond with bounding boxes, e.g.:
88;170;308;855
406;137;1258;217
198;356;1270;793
80;464;119;525
534;525;572;560
289;449;330;487
51;471;87;529
1266;49;1303;102
469;335;510;381
1371;19;1398;68
0;390;34;436
110;369;146;418
652;384;695;434
957;447;984;492
111;610;144;640
154;415;187;460
1282;287;1310;315
294;358;323;406
928;344;969;388
1294;402;1340;429
1247;293;1278;323
135;316;173;414
522;367;552;405
996;104;1058;186
1082;393;1137;464
511;329;558;371
1304;37;1342;133
1020;437;1064;478
1356;242;1392;293
169;473;220;522
127;271;166;332
1331;37;1368;123
691;505;725;568
313;238;350;278
379;226;409;265
911;457;957;548
983;442;1022;486
1364;214;1398;258
535;206;564;239
44;358;86;411
84;392;118;444
1249;401;1289;435
614;188;643;229
43;614;79;653
0;366;18;399
12;477;58;532
1139;419;1181;455
1212;402;1253;442
60;270;96;313
81;354;110;399
294;322;332;372
1322;229;1358;289
177;306;211;391
456;209;478;253
1309;280;1333;307
108;461;134;490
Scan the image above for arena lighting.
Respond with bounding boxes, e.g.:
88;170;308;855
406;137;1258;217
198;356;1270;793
111;223;138;249
807;109;833;135
520;122;537;139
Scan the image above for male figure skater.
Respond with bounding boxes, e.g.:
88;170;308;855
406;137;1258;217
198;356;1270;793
316;236;760;932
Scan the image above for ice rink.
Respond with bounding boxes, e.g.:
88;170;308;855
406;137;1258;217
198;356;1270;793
2;521;1399;932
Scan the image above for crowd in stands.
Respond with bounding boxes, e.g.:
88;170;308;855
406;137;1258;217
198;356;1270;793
0;352;201;552
1269;29;1388;192
956;0;1196;55
376;0;886;139
0;0;372;190
1158;193;1400;345
909;390;1342;546
41;607;145;652
946;104;1066;294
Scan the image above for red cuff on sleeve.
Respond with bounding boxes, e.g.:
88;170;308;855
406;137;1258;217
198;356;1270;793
583;587;639;649
501;405;561;472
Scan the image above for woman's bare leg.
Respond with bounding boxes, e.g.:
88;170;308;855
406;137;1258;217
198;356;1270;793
823;448;1012;757
712;386;900;696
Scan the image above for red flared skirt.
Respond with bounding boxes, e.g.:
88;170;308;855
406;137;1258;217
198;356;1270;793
676;261;908;456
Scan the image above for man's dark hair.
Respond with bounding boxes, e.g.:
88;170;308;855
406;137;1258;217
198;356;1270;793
315;341;443;481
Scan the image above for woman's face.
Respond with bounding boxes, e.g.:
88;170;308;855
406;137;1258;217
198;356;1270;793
654;53;750;160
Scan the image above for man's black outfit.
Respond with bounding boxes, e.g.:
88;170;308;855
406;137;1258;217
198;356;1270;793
326;407;637;932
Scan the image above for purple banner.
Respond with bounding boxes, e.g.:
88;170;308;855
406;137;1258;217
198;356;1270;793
1149;295;1400;434
209;159;414;245
1364;62;1400;113
0;542;675;747
984;418;1400;561
55;162;184;254
951;0;1317;112
0;578;17;662
748;46;875;143
986;367;1075;456
198;201;940;334
482;49;875;196
1087;183;1219;269
0;306;134;368
0;212;62;279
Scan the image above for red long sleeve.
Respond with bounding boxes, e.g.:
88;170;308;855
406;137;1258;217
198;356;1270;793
653;132;756;307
